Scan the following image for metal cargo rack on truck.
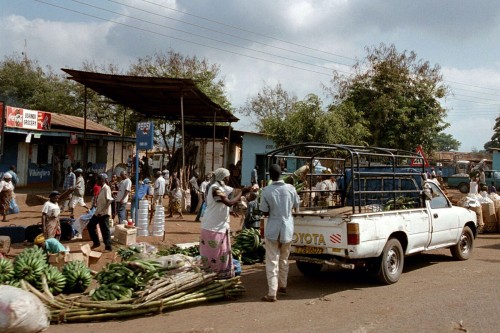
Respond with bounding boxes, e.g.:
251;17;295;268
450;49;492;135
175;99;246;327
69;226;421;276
264;142;427;214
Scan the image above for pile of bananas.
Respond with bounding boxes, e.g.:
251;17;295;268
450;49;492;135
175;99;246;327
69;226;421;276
158;244;200;257
43;265;66;295
0;257;17;286
62;260;92;293
90;283;133;301
116;246;141;261
232;228;265;265
13;246;48;285
94;259;162;299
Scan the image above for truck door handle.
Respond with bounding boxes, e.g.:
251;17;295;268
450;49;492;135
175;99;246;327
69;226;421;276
433;213;438;218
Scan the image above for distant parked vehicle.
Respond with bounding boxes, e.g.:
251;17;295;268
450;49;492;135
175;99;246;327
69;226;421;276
447;170;500;193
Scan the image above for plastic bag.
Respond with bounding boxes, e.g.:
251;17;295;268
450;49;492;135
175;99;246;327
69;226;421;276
0;285;50;333
7;198;19;215
72;207;96;234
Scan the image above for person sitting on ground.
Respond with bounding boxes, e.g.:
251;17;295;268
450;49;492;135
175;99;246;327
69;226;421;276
34;234;66;254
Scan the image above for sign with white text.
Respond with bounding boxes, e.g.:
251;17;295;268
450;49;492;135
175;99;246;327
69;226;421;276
136;121;154;150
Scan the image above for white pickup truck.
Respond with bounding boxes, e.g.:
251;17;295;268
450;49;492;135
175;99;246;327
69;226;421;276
266;143;477;284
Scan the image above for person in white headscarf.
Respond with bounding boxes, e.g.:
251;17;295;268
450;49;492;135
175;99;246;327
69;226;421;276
199;168;249;278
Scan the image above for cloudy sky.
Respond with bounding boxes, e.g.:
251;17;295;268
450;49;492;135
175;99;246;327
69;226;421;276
2;0;500;151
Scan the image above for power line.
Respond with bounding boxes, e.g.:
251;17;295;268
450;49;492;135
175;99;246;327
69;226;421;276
29;0;500;104
137;0;357;63
108;0;354;68
34;0;342;77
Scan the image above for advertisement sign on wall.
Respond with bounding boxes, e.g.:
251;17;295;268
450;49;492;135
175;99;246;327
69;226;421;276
5;106;51;130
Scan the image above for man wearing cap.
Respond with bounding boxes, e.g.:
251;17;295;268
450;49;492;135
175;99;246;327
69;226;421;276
42;191;61;239
62;155;72;171
154;171;166;205
69;168;88;219
259;164;300;302
87;174;113;251
34;234;66;254
116;170;132;224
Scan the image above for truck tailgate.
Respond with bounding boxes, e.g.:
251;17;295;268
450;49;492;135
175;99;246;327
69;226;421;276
292;214;346;255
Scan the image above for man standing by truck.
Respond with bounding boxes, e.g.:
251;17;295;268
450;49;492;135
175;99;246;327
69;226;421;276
259;164;300;302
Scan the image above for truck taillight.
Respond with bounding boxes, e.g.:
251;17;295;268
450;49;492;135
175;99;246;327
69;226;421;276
347;223;360;245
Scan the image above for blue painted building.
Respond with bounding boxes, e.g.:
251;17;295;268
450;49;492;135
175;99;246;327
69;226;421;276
240;131;275;186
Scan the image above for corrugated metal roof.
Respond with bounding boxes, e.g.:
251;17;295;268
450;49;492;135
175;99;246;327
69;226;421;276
50;113;120;135
61;69;238;123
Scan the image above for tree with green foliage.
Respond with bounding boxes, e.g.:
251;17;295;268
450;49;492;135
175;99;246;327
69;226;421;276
433;133;461;151
0;53;80;114
127;50;234;157
239;82;297;133
484;115;500;150
326;43;451;153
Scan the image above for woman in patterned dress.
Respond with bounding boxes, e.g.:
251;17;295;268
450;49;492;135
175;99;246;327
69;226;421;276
0;173;14;222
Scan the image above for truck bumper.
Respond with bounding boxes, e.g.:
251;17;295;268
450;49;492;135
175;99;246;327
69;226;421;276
289;255;366;270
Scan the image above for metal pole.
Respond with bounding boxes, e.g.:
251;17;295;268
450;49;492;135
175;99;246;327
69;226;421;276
122;107;127;164
181;94;185;185
83;87;88;169
212;111;216;171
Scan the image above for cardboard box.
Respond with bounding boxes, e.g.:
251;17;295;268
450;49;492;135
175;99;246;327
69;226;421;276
48;244;101;269
114;225;137;245
81;225;103;242
0;235;11;254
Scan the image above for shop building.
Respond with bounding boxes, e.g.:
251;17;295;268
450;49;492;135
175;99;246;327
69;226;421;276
0;104;134;189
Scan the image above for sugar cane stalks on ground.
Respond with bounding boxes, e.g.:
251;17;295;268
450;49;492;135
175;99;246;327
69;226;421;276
22;267;245;324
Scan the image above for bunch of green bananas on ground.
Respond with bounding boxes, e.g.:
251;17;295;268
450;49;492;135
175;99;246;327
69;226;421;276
116;246;141;261
95;260;162;291
13;246;48;285
158;245;200;257
42;265;66;295
90;283;133;301
62;260;92;293
0;257;15;284
232;228;265;265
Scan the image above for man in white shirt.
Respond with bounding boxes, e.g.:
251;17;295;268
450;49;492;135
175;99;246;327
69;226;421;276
87;174;113;251
69;168;88;218
154;171;166;205
116;170;132;224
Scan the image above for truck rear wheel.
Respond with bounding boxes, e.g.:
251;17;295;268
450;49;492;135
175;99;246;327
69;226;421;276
296;261;322;276
377;238;404;285
450;226;474;260
458;182;469;194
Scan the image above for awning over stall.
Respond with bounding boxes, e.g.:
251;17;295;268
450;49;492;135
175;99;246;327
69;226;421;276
61;69;238;122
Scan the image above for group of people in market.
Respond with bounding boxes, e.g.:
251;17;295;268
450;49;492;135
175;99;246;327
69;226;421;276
23;155;300;301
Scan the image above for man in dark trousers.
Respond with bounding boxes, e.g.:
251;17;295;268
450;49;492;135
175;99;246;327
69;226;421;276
87;174;113;252
259;164;300;302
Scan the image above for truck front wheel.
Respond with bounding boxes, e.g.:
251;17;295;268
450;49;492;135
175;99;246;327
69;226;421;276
377;238;404;285
296;261;322;276
458;182;469;194
450;226;474;260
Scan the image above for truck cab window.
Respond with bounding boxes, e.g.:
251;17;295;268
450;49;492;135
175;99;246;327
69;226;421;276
428;182;449;209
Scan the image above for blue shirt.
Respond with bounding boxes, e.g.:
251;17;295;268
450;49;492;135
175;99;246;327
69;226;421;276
259;180;300;243
45;238;66;254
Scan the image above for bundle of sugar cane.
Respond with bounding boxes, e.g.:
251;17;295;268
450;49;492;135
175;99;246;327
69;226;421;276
21;268;245;324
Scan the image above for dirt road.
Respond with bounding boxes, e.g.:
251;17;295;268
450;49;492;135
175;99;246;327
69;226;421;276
6;189;500;333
